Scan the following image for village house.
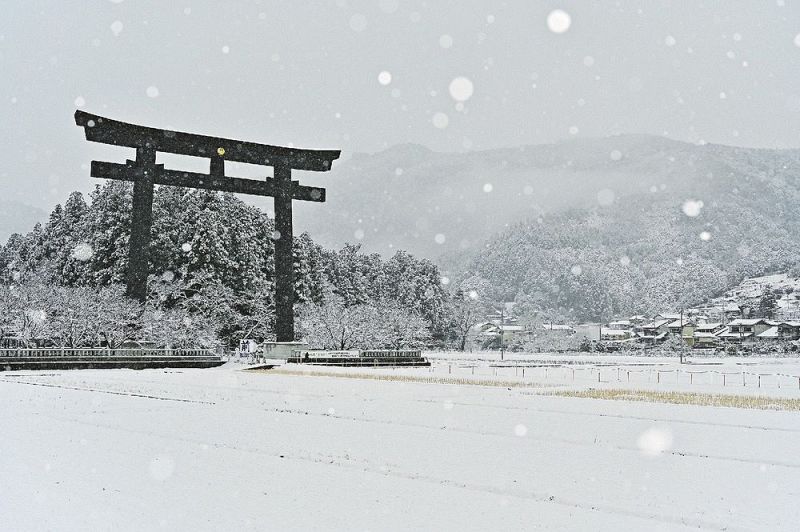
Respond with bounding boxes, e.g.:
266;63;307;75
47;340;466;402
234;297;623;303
690;323;727;348
540;324;576;335
601;320;635;341
775;321;800;340
638;319;671;343
718;319;775;343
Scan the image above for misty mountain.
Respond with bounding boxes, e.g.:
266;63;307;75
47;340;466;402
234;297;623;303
300;135;799;260
299;135;800;319
0;200;47;244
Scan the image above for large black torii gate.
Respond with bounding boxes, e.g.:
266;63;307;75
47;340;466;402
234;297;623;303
74;110;340;342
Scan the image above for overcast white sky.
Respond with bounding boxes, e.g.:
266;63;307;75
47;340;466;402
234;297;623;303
2;0;800;209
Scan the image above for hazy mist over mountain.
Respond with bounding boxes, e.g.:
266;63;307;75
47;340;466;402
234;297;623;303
0;201;47;244
298;134;800;262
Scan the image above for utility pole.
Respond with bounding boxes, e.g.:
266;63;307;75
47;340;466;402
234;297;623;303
499;306;505;361
679;307;684;364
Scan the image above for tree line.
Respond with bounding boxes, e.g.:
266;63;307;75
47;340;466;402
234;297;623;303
0;182;486;350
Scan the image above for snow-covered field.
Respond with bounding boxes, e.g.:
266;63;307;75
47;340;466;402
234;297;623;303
2;362;799;531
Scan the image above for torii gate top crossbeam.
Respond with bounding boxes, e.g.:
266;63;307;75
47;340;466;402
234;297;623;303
74;109;340;343
75;110;340;172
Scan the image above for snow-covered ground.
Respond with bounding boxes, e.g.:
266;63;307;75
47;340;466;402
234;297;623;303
2;363;799;531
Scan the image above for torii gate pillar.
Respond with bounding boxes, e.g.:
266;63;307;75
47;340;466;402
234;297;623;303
75;110;340;342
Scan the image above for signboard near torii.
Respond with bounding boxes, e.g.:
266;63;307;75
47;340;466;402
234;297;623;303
74;110;340;342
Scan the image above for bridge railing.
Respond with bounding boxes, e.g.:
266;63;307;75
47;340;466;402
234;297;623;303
359;350;423;358
0;348;215;358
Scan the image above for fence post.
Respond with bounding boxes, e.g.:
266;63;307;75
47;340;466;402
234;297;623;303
743;373;746;387
690;372;693;385
448;364;452;375
723;374;726;387
627;371;630;383
657;371;660;384
758;375;761;388
572;368;575;381
598;370;601;383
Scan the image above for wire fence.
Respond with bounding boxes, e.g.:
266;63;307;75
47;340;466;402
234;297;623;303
424;362;800;390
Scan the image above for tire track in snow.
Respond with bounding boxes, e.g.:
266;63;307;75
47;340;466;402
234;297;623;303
0;378;215;404
25;409;742;532
416;397;800;433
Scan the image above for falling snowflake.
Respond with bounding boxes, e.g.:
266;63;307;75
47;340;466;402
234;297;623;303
27;309;46;323
432;112;449;129
699;231;712;241
547;10;571;34
110;20;123;36
161;270;175;282
440;276;450;285
448;77;474;102
583;56;595;67
146;86;160;98
74;96;86;107
439;34;453;49
353;229;365;240
349;13;367;32
610;150;623;161
620;256;631;266
483;183;493;193
181;242;192;252
271;230;282;240
221;45;230;54
71;243;94;261
377;71;392;85
637;427;673;456
434;233;446;244
571;265;582;276
665;35;677;47
468;290;479;300
514;424;528;437
682;199;704;217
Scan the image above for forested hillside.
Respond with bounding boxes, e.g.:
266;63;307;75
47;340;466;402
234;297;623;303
300;135;800;322
462;175;800;321
0;183;451;348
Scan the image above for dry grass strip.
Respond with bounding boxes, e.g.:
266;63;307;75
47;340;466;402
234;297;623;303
543;388;800;411
251;367;552;389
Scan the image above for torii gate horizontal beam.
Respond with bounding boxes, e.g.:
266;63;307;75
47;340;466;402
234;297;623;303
75;110;340;172
74;109;340;343
91;161;326;202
